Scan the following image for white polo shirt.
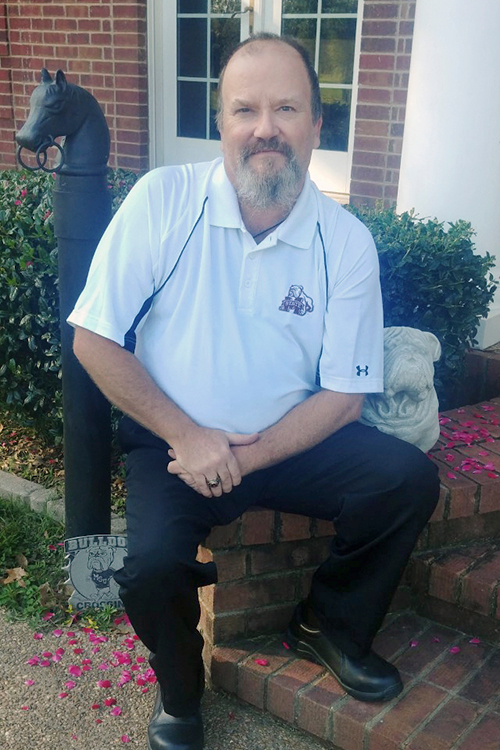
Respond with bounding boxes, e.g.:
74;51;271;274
68;158;384;434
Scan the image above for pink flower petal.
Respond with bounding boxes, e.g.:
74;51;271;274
26;656;39;666
53;629;63;637
33;633;43;640
21;705;29;710
42;612;55;621
95;719;102;724
449;646;461;654
282;641;291;650
254;658;270;666
65;681;77;689
136;656;146;664
97;680;112;689
98;662;109;670
68;665;82;677
111;706;122;716
447;472;457;480
58;692;69;699
141;687;149;694
73;647;83;654
410;640;419;648
24;680;35;686
121;735;131;743
40;660;51;667
431;636;441;643
91;704;101;710
42;651;53;658
469;637;481;644
104;697;117;707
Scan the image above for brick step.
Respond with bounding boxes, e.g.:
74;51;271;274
422;399;500;549
209;612;500;750
409;542;500;643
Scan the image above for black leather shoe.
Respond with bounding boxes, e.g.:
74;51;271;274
147;687;204;750
285;603;403;702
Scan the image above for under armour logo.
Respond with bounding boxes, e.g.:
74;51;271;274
356;365;369;377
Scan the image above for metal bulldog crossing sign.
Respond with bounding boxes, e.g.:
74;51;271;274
64;535;127;611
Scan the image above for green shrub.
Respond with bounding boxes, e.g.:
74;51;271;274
0;168;139;442
0;171;496;442
349;206;497;409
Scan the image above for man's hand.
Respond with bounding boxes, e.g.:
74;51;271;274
167;427;259;497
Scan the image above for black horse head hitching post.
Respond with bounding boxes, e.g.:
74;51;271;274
16;68;110;176
15;70;114;543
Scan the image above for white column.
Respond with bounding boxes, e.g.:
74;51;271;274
397;0;500;348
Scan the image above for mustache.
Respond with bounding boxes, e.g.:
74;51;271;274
241;138;295;161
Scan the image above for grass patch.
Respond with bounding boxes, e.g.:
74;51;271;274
0;496;66;624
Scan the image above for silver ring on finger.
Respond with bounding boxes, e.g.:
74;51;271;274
206;475;221;489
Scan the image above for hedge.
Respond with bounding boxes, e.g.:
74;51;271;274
0;169;496;442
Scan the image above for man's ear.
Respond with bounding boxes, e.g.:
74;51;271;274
313;116;322;149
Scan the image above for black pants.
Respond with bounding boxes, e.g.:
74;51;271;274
114;417;439;716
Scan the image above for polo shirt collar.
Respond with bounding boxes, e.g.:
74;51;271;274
208;158;319;249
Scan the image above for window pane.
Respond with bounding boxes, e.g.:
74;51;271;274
178;81;207;138
319;18;356;84
178;0;208;13
319;88;351;151
211;0;240;11
281;18;316;64
211;17;240;78
178;18;208;78
322;0;358;12
209;82;221;140
282;0;318;13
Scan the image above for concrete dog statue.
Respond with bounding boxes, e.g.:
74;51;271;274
361;326;441;452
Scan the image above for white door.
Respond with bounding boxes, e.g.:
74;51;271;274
148;0;363;197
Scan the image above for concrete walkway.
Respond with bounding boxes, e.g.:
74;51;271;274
0;610;329;750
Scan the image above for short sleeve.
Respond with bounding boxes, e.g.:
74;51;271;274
318;210;384;394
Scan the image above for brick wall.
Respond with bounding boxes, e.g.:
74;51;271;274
0;0;148;172
350;0;416;207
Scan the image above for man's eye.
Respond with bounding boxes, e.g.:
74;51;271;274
235;107;251;114
280;106;294;112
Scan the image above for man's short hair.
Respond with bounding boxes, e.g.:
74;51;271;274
215;33;323;130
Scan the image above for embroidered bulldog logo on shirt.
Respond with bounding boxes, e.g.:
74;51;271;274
279;285;314;316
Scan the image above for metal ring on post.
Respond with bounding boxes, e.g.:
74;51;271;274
36;136;65;173
16;135;65;173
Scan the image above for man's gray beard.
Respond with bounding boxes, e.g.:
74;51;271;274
234;144;302;212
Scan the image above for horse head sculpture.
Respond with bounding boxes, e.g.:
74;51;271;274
16;69;110;176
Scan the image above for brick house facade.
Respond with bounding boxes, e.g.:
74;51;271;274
0;0;414;206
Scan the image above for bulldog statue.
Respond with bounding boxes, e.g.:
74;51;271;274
361;326;442;452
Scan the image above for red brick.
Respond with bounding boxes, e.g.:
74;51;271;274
362;20;398;35
460;551;500;615
350;180;384;198
197;546;247;582
204;519;240;549
314;519;335;537
249;539;326;575
459;649;500;704
406;697;479;750
368;683;448;750
279;513;311;541
210;643;253;694
371;613;427;660
363;3;399;19
362;37;396;53
430;457;477;519
298;673;344;739
359;53;396;71
427;640;491;689
454;713;500;750
352;150;386;167
355;120;390;137
394;625;462;676
333;696;390;750
246;602;295;637
213;574;296;613
357;87;392;104
358;70;394;86
212;611;247;643
428;548;486;603
352;166;385;182
353;135;390;153
267;659;324;722
238;644;292;709
241;509;274;545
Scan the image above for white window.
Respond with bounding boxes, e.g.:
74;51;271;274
148;0;362;196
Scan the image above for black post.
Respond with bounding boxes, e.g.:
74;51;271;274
16;69;113;538
53;174;112;537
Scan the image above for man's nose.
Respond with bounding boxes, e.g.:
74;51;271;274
253;109;279;140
